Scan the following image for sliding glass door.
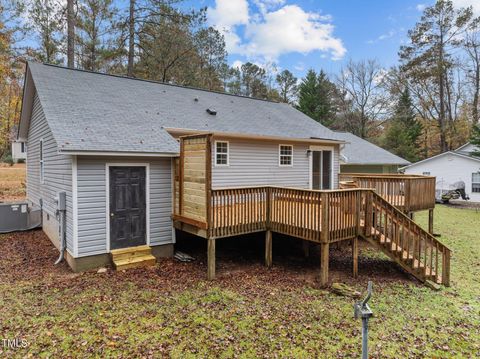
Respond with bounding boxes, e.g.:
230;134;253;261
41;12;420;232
312;150;332;190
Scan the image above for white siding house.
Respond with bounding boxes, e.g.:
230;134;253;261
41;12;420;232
17;62;347;272
402;146;480;202
11;140;27;162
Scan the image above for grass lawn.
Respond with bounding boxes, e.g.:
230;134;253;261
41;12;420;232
0;205;479;357
0;163;26;201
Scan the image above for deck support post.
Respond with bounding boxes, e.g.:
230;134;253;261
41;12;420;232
265;230;272;268
353;237;358;278
319;242;329;287
428;209;434;234
207;238;215;280
302;240;310;258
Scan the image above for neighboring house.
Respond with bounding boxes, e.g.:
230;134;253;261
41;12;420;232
11;140;27;162
334;131;410;173
402;142;480;202
17;62;345;272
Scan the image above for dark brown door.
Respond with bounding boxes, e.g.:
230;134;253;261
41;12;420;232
312;151;332;190
109;166;146;250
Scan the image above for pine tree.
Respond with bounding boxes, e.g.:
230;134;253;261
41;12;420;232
29;0;63;63
275;69;297;104
297;69;336;126
383;88;422;162
297;69;319;120
316;70;337;127
471;123;480;157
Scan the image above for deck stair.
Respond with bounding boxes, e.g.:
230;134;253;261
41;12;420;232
111;245;156;270
361;192;450;286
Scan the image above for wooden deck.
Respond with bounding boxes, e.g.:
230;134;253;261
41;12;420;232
171;134;450;287
339;173;436;213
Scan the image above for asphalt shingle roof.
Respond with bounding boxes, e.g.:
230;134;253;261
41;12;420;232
333;132;410;165
28;62;339;154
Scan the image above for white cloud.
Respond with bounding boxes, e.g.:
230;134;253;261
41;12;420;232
209;0;249;27
416;4;427;12
208;0;346;62
231;60;244;69
451;0;480;16
367;30;396;44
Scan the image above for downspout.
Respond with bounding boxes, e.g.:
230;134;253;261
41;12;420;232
55;192;67;265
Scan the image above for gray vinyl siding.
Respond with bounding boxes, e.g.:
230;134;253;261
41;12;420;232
76;157;173;257
212;139;339;189
26;92;73;252
333;145;340;188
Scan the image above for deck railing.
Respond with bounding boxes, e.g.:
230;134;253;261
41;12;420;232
209;187;364;244
205;186;450;285
369;191;450;285
339;173;436;212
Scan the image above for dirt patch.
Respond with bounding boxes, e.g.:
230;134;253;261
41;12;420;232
442;200;480;210
0;229;413;292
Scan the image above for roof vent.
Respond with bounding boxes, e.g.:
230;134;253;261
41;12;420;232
206;108;217;116
194;97;199;102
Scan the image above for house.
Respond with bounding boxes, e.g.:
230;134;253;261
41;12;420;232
11;139;27;162
334;131;410;173
9;127;27;162
18;62;345;272
18;62;450;287
402;143;480;202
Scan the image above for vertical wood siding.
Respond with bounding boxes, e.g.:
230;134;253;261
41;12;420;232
26;92;74;252
211;139;339;189
76;157;173;257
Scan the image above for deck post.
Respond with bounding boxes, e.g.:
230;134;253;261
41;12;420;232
265;230;272;268
320;242;329;287
428;209;434;234
302;240;310;258
442;248;451;287
353;237;358;278
207;238;215;280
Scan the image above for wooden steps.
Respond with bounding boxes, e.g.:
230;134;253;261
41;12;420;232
364;207;445;285
111;245;156;270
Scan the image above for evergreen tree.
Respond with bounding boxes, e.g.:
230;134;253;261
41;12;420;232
297;69;336;126
471;123;480;157
297;69;319;120
275;69;297;104
29;0;63;63
76;0;119;72
316;70;337;127
383;88;422;162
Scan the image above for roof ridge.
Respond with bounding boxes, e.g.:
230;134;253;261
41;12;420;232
33;61;282;105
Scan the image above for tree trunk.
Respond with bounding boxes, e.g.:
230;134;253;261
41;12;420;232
473;59;480;124
67;0;75;68
127;0;135;77
438;33;448;152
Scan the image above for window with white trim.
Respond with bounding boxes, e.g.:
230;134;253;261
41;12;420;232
473;173;480;193
40;139;44;183
215;141;229;166
279;145;293;166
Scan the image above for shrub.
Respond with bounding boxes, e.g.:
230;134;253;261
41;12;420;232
17;158;25;164
3;155;14;166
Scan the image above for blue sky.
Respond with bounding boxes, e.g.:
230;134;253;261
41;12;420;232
189;0;480;78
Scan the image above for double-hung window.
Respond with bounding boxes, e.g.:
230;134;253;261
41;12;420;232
40;139;44;183
215;141;229;166
472;173;480;193
279;145;293;166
